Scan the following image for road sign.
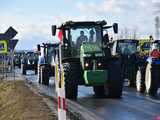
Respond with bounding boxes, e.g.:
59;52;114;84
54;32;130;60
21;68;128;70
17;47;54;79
9;39;18;51
0;27;18;40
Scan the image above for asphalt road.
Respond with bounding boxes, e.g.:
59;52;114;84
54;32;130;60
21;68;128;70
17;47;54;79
16;69;160;120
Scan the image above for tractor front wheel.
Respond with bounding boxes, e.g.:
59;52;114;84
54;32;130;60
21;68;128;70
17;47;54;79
145;63;158;96
63;63;78;99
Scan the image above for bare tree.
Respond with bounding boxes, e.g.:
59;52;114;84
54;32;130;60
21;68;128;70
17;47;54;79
132;26;138;39
155;16;160;39
153;1;160;39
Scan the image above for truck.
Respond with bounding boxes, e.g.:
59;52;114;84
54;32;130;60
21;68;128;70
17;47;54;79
52;20;123;99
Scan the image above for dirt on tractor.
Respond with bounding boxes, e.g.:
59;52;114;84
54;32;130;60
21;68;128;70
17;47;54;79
0;80;56;120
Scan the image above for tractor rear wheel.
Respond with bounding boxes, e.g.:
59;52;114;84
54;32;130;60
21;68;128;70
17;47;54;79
63;63;78;99
145;63;158;96
107;59;123;98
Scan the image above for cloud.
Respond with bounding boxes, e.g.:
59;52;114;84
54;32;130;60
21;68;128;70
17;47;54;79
77;0;139;15
0;13;55;49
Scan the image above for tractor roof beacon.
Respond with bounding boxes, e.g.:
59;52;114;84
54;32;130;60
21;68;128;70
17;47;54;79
52;20;123;100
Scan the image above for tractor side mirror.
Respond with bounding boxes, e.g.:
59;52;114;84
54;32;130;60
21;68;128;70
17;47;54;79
113;23;118;34
52;25;57;36
37;44;41;51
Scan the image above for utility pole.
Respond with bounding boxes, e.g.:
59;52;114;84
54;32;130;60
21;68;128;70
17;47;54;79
155;16;160;40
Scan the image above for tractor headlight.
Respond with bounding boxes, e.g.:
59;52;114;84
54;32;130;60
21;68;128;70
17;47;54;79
85;63;89;67
98;62;102;66
83;54;91;57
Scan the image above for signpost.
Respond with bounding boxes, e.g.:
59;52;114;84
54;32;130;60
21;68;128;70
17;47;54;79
55;44;67;120
0;27;18;82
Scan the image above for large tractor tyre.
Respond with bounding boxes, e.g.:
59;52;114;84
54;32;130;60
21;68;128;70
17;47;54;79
21;64;26;75
41;66;50;86
63;63;78;100
136;67;146;93
145;64;158;96
107;59;123;98
93;86;105;97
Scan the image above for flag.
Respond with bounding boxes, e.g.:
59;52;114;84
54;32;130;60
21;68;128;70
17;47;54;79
58;30;63;43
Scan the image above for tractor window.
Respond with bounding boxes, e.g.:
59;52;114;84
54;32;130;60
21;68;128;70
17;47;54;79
70;25;102;57
47;46;55;64
117;42;137;55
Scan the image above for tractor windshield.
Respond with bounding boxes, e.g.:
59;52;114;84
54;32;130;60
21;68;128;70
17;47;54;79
70;25;102;57
117;41;137;55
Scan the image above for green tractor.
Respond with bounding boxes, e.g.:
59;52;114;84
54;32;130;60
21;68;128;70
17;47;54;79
52;21;123;99
37;43;58;85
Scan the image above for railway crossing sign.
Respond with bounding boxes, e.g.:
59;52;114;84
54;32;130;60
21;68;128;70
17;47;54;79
0;27;18;54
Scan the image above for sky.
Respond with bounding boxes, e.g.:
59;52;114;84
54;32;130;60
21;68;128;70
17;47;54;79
0;0;160;50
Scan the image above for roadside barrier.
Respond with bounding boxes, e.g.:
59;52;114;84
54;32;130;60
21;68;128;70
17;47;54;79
55;50;67;120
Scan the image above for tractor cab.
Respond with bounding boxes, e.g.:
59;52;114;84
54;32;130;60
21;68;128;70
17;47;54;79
52;21;116;59
112;39;138;56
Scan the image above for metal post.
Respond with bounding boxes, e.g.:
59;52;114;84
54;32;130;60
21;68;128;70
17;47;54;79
57;44;66;120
